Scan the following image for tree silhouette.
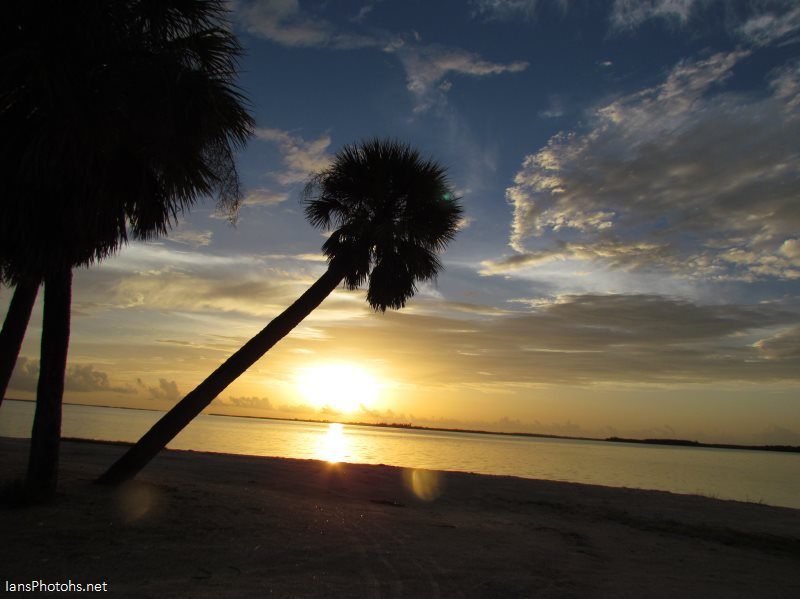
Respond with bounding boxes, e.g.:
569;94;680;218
0;0;253;497
0;274;39;409
98;139;463;485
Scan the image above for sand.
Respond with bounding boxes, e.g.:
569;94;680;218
1;437;798;598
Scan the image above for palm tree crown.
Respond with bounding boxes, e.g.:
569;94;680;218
1;0;253;279
303;139;462;311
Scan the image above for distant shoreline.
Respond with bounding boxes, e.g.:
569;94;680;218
4;397;799;454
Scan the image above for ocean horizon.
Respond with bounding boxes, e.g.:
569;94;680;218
2;399;798;510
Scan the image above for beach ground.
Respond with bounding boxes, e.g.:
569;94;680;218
1;437;798;598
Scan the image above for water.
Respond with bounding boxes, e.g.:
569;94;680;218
2;400;798;509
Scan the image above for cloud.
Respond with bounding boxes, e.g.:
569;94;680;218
610;0;698;30
739;2;800;46
388;43;529;112
302;293;800;386
234;0;378;49
456;216;476;231
351;1;382;23
168;228;213;248
218;395;274;409
145;378;181;402
469;0;572;21
8;358;135;394
255;128;333;185
74;243;368;322
470;0;541;21
481;239;671;274
235;3;529;115
242;188;290;207
497;50;800;280
538;94;565;119
754;326;800;360
610;0;800;47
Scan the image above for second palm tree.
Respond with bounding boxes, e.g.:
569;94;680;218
98;139;463;485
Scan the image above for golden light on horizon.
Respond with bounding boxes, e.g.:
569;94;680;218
295;362;379;414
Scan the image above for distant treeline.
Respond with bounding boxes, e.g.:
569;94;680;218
9;400;797;454
605;436;800;453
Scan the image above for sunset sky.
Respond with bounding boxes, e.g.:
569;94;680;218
3;0;799;445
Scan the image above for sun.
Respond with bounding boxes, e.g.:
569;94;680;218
295;363;379;413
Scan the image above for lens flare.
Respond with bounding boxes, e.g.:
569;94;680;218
403;468;444;501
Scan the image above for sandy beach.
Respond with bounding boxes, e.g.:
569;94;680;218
1;437;798;598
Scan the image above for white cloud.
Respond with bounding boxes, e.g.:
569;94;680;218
457;216;476;231
234;3;529;116
234;0;378;49
351;1;382;23
72;242;370;324
739;3;800;46
780;239;800;260
770;60;800;112
242;188;290;207
469;0;573;21
610;0;800;48
470;0;541;21
497;50;800;281
610;0;698;30
168;228;214;248
255;128;333;185
538;94;565;118
388;43;529;112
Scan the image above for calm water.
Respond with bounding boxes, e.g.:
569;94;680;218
2;400;798;509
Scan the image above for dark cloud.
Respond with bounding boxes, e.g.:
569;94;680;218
7;357;39;392
8;358;135;394
754;326;800;360
307;294;800;385
146;379;181;402
219;395;274;410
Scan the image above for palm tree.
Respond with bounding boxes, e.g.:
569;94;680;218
1;0;253;497
98;139;463;485
0;275;40;409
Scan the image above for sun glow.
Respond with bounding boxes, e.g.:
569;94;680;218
318;422;348;463
295;363;379;414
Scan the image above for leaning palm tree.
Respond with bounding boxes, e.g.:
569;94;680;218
1;0;253;497
98;139;463;485
0;273;40;409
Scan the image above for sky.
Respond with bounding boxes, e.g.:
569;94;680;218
3;0;800;445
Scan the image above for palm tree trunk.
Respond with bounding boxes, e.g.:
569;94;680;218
0;276;41;408
26;267;72;499
97;265;345;486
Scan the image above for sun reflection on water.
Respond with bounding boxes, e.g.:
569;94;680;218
318;422;348;463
